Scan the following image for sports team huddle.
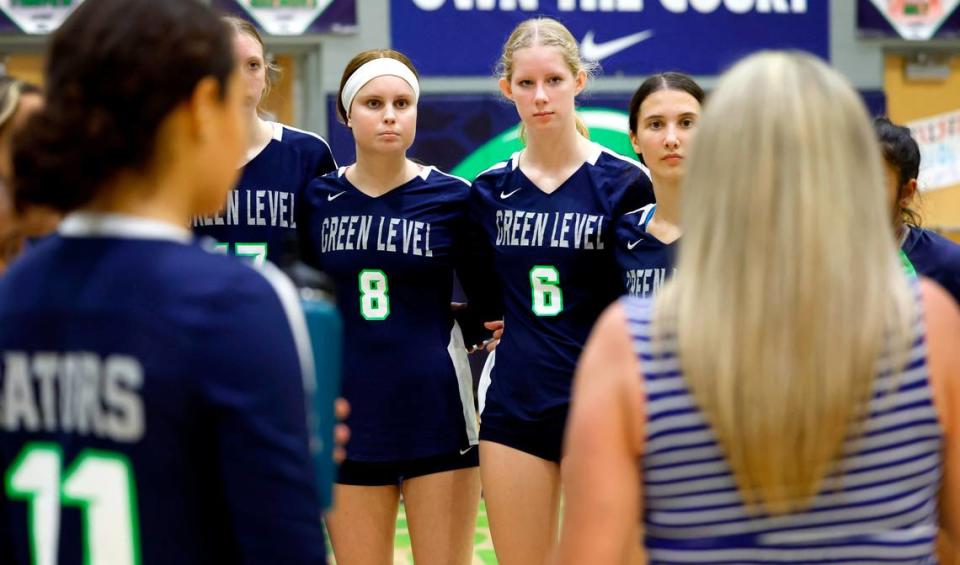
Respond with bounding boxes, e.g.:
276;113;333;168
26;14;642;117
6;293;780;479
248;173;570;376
1;1;959;564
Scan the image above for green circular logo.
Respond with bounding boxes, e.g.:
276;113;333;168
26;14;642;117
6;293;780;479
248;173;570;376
450;107;636;180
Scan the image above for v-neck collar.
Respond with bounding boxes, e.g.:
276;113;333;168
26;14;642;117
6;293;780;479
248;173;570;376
336;164;432;199
510;142;604;197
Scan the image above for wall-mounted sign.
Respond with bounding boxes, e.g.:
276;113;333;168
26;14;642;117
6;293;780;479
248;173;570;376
858;0;960;40
908;109;960;191
390;0;829;76
212;0;357;35
0;0;83;35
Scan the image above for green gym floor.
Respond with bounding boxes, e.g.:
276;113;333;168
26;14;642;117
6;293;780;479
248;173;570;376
328;500;498;564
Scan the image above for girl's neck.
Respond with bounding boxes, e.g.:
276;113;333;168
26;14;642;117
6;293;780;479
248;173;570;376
83;172;192;229
646;174;682;244
244;111;273;164
522;122;591;171
350;149;420;197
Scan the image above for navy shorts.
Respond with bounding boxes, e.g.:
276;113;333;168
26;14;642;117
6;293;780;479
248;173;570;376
479;407;569;463
336;447;479;487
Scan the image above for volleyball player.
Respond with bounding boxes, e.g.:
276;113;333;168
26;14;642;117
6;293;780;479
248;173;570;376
299;49;484;565
875;116;960;304
557;51;960;564
0;1;326;563
469;17;653;565
193;17;336;267
617;73;703;298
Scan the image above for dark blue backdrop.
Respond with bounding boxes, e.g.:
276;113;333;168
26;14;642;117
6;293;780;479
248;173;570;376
390;0;829;77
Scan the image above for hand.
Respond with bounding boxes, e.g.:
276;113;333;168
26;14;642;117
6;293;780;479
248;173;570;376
483;320;504;352
333;398;350;464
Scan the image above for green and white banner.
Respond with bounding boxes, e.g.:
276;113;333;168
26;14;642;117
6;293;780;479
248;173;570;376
0;0;83;35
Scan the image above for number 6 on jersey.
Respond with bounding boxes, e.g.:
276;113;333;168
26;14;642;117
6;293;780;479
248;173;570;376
530;265;563;317
359;269;390;320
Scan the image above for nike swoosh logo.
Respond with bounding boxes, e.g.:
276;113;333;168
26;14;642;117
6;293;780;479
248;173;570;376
627;239;643;250
327;191;347;201
580;29;654;62
459;446;474;455
500;188;522;199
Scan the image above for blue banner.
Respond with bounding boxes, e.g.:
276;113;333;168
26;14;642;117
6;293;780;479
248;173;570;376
390;0;829;76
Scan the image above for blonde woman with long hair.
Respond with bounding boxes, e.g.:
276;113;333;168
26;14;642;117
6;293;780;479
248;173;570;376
556;51;960;564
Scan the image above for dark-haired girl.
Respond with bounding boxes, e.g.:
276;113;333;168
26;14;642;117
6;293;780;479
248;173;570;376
299;49;485;565
0;1;326;563
617;72;704;298
874;116;960;304
193;17;336;267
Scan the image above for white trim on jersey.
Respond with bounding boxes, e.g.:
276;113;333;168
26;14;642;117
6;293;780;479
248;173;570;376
475;160;511;179
277;122;336;159
59;212;193;244
478;350;495;416
448;322;479;446
598;144;652;178
270;121;284;142
429;167;471;188
256;263;317;399
585;141;604;166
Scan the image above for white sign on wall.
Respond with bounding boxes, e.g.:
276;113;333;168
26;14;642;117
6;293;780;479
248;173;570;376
235;0;335;36
908;108;960;191
0;0;83;35
867;0;960;40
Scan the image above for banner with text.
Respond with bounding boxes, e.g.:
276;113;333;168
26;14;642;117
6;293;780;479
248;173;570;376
908;109;960;192
390;0;828;76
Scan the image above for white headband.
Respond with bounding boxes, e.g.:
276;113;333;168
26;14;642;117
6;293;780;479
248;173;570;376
340;58;420;118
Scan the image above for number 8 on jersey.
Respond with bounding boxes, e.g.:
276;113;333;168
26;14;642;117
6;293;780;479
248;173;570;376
359;269;390;320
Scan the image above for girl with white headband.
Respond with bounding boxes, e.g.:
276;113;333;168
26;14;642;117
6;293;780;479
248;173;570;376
299;49;490;565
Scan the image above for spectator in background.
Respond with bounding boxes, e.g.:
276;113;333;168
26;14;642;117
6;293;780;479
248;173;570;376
875;116;960;304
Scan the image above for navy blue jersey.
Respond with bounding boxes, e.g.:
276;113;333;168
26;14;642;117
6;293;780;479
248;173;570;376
903;226;960;304
299;166;479;461
615;203;677;298
194;122;336;266
470;144;653;421
0;213;326;565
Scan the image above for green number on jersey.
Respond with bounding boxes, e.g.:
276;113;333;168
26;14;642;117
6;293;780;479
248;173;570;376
359;269;390;320
530;265;563;317
211;242;268;267
899;249;917;277
5;443;141;565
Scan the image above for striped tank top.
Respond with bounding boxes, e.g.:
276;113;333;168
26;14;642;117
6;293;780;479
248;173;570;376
623;294;942;564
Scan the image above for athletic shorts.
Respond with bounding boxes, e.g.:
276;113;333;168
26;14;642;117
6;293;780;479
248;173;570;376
479;407;569;463
336;447;479;486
